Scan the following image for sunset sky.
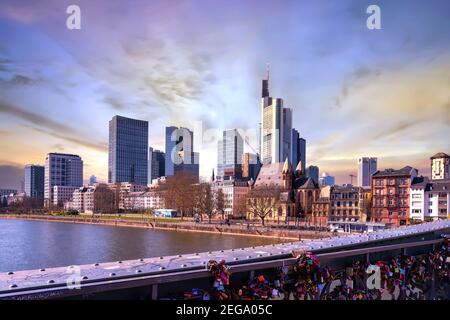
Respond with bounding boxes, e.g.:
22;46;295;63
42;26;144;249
0;0;449;189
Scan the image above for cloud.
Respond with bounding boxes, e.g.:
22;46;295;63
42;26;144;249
0;164;23;189
51;144;65;151
0;100;107;152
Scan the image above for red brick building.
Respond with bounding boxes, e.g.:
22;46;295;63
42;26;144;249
371;166;418;226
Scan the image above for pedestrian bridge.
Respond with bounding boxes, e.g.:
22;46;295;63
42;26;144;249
1;220;449;299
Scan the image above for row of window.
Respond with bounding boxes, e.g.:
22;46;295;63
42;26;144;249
374;178;409;186
332;201;359;207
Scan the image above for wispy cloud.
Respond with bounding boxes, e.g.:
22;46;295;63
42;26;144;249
0;100;107;152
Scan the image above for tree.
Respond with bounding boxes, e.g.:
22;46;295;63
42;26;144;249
234;192;248;219
66;209;79;216
246;186;281;226
94;184;116;214
157;172;198;220
215;188;225;220
195;183;214;223
1;197;7;208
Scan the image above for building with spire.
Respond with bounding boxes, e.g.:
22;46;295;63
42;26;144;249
246;158;319;224
260;67;293;165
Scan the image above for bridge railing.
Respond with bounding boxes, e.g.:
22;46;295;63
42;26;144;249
1;237;442;300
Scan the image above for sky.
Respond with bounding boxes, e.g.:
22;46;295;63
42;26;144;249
0;0;449;189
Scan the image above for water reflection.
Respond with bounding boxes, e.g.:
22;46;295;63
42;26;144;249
0;219;282;272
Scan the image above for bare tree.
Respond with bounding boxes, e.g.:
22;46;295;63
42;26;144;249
234;192;248;219
201;183;214;223
94;184;116;214
158;172;198;220
246;186;282;226
215;188;225;220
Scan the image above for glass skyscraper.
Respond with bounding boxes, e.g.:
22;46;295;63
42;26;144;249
165;126;199;179
148;147;165;184
291;128;306;173
108;115;148;185
306;165;319;184
24;164;44;204
260;73;293;165
357;157;378;187
217;129;243;180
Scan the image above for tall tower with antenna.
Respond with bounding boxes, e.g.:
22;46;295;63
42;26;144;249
261;62;270;98
260;63;292;165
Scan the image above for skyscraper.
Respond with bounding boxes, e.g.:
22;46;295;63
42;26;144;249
165;126;199;179
291;128;306;173
299;138;306;172
306;165;319;184
357;157;378;187
319;172;335;187
44;153;83;206
108;115;148;185
260;69;293;165
24;165;44;204
149;147;165;184
88;175;97;185
217;129;244;180
242;153;261;181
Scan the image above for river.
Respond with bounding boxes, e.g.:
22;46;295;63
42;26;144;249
0;219;282;272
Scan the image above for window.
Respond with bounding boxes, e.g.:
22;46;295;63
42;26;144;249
412;194;422;199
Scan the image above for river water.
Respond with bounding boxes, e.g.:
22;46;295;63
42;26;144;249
0;219;282;272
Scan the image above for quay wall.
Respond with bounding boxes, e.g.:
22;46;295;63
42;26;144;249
0;214;331;240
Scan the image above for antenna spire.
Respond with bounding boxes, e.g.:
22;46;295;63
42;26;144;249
266;62;270;81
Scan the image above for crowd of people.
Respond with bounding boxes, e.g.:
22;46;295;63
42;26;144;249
179;237;449;300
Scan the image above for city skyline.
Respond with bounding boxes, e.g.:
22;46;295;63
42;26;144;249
1;0;450;189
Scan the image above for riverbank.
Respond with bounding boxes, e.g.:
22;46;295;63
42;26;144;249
0;214;332;240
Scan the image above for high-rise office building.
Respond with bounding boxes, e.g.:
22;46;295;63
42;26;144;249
299;138;306;172
165;126;199;179
291;128;306;173
306;165;319;184
260;70;293;165
44;153;83;205
108;115;148;185
217;129;244;180
88;175;97;185
357;157;378;187
24;165;44;204
242;153;262;181
148;147;165;184
282;108;292;162
319;172;335;187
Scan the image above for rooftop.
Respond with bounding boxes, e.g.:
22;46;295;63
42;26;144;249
372;166;417;178
431;152;450;159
